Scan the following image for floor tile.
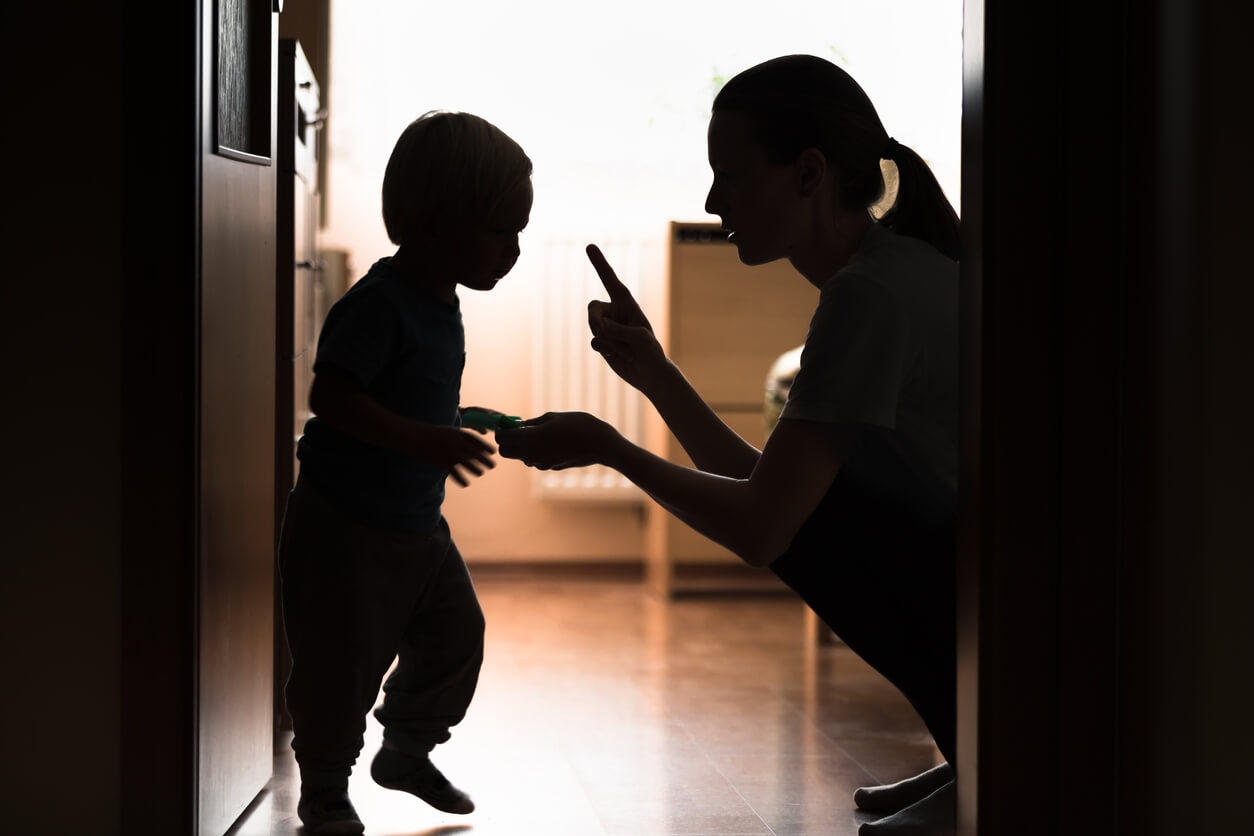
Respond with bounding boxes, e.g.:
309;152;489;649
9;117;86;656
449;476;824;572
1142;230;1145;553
239;577;937;835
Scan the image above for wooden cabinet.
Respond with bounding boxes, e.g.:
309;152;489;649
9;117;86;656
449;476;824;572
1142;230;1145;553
644;222;819;597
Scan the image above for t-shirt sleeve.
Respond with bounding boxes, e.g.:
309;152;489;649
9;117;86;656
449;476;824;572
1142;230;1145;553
312;285;398;388
780;272;910;428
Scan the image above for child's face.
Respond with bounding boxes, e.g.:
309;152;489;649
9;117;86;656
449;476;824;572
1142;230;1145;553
453;178;533;292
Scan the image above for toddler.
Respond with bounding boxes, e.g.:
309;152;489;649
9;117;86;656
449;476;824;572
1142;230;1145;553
279;109;533;834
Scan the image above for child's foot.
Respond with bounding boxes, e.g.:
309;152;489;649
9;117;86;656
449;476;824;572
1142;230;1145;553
296;789;364;834
859;779;955;836
370;747;475;814
854;763;953;813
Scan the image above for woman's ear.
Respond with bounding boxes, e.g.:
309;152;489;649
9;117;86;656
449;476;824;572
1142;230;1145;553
795;147;828;198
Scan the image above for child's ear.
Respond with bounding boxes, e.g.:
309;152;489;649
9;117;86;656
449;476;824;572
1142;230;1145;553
796;148;828;198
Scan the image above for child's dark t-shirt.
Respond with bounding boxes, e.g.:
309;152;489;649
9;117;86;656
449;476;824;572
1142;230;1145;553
297;257;464;533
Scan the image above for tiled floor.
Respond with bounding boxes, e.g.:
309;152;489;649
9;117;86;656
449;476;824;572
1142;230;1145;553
234;576;941;836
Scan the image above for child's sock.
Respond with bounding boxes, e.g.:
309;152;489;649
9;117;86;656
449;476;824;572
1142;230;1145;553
859;780;955;836
296;766;360;836
371;746;475;815
296;788;363;835
854;762;953;813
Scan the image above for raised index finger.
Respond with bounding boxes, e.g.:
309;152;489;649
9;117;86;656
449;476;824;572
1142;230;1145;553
586;244;632;303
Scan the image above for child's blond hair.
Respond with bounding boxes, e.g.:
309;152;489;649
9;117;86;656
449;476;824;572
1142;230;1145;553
382;110;532;246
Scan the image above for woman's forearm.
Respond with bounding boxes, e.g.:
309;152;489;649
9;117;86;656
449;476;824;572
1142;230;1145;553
603;433;782;567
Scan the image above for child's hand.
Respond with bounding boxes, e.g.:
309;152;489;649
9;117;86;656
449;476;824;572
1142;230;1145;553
585;245;668;392
416;426;497;487
495;411;619;471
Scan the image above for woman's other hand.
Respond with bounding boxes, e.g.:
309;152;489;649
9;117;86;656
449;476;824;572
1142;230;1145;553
495;411;621;471
585;244;669;393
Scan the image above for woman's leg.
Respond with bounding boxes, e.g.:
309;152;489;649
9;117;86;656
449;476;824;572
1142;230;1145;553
770;436;958;764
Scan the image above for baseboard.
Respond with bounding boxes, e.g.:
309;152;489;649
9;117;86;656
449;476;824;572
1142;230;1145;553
466;559;796;597
467;560;644;582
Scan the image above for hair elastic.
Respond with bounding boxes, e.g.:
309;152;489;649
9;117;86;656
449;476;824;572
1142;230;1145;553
883;137;900;161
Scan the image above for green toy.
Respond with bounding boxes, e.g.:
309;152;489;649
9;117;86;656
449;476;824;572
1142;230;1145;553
461;408;523;431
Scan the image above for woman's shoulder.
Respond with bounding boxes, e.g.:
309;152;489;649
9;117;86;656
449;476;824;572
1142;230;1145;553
838;225;957;292
857;223;957;268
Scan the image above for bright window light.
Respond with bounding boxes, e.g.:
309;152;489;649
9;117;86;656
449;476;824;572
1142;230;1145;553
323;0;962;248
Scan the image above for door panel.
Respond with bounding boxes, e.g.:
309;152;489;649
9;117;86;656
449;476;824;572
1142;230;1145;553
198;1;278;833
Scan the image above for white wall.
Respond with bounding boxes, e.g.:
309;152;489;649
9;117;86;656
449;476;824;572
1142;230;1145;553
320;0;963;561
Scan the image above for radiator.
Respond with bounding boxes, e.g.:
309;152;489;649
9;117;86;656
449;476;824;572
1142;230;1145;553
529;236;660;501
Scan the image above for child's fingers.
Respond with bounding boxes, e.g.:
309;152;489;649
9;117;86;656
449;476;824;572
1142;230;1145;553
463;430;496;451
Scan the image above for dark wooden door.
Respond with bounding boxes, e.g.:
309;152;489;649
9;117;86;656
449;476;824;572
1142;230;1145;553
198;0;278;832
958;1;1254;833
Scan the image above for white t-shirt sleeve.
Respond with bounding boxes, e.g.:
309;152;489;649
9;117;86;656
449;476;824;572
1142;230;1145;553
780;271;910;428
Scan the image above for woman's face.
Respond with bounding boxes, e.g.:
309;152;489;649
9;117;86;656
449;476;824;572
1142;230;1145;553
704;110;802;266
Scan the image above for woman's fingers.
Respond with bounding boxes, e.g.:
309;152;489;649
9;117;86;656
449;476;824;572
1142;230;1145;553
495;412;579;467
586;244;632;303
597;316;646;344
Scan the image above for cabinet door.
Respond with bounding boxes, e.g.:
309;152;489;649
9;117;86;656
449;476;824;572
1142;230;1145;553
668;228;817;407
659;409;769;562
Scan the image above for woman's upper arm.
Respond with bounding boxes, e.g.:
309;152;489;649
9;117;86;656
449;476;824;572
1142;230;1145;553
745;417;846;564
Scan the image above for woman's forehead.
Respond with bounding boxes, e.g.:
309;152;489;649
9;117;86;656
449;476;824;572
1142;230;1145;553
707;111;763;161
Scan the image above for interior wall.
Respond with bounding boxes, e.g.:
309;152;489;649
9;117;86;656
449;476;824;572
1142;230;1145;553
315;1;964;563
448;285;647;562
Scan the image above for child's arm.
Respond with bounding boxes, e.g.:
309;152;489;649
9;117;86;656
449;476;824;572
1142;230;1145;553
310;366;495;486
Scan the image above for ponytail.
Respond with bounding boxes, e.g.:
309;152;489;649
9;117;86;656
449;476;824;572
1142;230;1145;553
879;141;961;261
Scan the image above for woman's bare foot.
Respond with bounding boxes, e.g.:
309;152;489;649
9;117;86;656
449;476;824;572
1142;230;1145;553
854;763;953;814
859;779;955;836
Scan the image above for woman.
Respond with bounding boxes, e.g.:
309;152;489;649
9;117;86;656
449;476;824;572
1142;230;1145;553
498;54;959;836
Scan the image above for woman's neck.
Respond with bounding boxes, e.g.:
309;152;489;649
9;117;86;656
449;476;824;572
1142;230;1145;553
788;209;875;289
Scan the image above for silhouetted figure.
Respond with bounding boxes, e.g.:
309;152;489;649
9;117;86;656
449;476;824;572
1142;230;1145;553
279;110;532;834
498;55;959;836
